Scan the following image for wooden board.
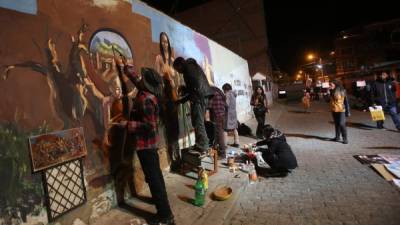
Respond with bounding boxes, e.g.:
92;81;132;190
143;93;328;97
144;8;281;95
371;164;396;181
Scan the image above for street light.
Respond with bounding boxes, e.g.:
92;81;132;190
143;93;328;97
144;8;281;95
307;54;315;61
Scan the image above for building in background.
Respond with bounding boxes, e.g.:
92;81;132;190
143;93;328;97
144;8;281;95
335;18;400;90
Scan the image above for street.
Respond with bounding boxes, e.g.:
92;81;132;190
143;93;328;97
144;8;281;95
226;100;400;225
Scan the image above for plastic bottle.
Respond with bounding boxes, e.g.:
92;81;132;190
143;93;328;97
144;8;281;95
248;161;257;184
194;176;205;206
199;167;208;191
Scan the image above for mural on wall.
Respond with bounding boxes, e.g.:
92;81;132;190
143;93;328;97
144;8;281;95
132;0;252;122
28;127;87;172
132;0;215;85
0;0;252;223
88;29;133;94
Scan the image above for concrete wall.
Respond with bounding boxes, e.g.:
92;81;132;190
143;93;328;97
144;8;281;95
174;0;273;78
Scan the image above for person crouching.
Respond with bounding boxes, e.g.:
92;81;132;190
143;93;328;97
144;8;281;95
255;125;298;177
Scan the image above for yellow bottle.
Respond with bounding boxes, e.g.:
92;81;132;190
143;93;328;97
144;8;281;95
199;167;208;191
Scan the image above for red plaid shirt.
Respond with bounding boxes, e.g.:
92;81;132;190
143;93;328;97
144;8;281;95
127;90;159;151
208;86;227;118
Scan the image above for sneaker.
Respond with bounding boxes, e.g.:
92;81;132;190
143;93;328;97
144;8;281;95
342;140;348;144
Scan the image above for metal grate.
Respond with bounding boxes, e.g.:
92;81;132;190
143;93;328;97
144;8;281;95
42;159;86;221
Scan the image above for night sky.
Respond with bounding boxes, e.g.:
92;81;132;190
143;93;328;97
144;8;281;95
265;2;400;75
143;1;399;75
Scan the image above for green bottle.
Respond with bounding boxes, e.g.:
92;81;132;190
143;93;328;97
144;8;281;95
194;177;205;206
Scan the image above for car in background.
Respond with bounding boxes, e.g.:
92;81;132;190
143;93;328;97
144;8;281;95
278;88;287;98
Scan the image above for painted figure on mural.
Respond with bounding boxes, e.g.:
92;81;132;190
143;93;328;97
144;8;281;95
173;57;214;156
202;56;214;85
155;32;182;172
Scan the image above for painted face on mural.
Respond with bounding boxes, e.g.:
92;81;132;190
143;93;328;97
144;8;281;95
161;34;169;54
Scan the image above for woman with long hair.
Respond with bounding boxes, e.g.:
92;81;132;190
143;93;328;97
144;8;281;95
329;80;350;144
251;86;268;139
154;32;182;172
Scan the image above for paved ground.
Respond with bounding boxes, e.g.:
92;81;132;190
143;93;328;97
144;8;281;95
225;100;400;225
92;100;400;225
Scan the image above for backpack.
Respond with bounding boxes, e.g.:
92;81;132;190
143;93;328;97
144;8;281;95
237;121;254;137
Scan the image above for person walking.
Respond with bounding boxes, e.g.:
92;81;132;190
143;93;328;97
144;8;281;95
329;80;350;144
371;71;400;131
251;86;268;139
222;83;240;148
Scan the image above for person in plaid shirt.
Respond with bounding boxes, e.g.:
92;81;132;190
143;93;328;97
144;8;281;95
207;86;227;157
117;65;175;225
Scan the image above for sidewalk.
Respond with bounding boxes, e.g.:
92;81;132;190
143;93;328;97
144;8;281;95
92;103;286;225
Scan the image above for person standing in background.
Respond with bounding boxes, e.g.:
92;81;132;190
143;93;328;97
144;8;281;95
251;86;268;139
329;80;350;144
371;71;400;131
222;83;240;148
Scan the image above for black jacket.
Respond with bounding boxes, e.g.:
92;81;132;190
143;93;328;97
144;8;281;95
180;58;213;103
371;78;397;106
256;135;298;170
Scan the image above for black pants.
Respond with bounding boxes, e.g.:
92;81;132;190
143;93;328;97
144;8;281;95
164;108;181;166
255;113;265;138
137;149;173;220
332;112;347;141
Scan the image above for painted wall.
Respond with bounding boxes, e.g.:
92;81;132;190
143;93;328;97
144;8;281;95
0;0;252;224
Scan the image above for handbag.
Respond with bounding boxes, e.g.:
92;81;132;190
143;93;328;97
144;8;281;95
369;105;385;121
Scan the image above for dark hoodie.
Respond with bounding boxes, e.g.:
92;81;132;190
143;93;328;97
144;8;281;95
256;129;298;170
371;77;397;106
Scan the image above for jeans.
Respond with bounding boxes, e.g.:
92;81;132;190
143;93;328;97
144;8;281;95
255;113;265;138
137;149;173;220
191;99;209;151
332;112;347;141
376;104;400;129
211;115;226;153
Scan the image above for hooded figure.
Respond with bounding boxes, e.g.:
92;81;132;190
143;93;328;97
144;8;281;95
255;125;298;177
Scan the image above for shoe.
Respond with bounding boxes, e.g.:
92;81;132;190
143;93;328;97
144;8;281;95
188;149;207;158
264;171;288;178
229;143;240;148
159;215;176;225
330;137;340;142
169;162;181;173
342;140;348;144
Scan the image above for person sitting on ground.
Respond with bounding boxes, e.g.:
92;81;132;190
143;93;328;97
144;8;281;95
255;125;298;177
